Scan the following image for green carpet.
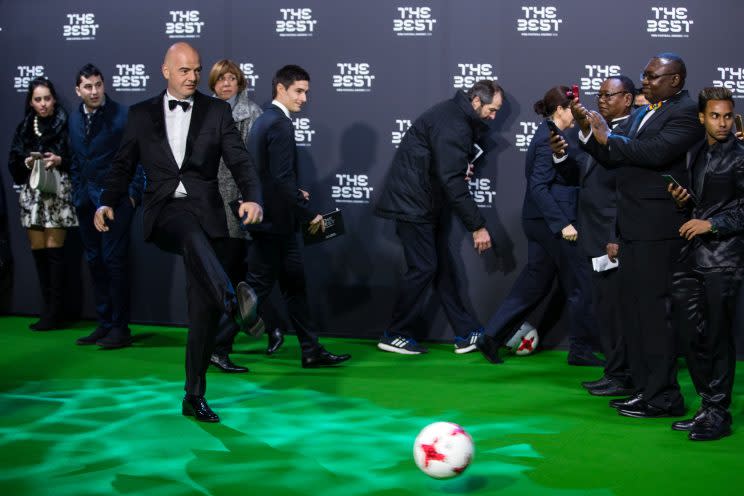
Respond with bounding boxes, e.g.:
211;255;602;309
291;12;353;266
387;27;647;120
0;316;741;495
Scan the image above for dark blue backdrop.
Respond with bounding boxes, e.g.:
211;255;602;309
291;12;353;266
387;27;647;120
1;1;743;348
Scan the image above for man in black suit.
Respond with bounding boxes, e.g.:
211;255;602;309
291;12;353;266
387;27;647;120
668;87;744;441
244;65;350;369
551;76;636;395
577;53;703;418
95;43;263;423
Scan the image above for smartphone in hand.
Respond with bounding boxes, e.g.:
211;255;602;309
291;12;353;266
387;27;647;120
566;84;580;102
662;173;696;204
546;118;561;135
735;114;743;134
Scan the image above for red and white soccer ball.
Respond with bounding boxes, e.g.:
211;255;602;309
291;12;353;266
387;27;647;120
413;422;474;479
506;321;539;356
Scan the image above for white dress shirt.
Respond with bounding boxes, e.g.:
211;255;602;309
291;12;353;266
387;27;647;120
271;99;291;119
163;91;192;198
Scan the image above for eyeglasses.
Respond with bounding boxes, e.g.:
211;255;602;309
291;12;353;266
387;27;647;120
640;72;678;82
217;74;238;83
597;91;628;100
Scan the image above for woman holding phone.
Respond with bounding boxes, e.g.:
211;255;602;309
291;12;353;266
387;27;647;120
478;85;602;366
7;77;76;330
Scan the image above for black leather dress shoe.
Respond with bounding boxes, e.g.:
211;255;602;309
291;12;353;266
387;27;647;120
582;375;612;390
609;393;644;409
567;349;605;367
301;347;351;368
182;395;220;423
266;328;285;355
589;382;635;397
672;408;707;431
234;282;263;337
476;334;503;364
97;328;133;349
689;409;732;441
210;353;249;373
76;326;110;345
617;401;685;419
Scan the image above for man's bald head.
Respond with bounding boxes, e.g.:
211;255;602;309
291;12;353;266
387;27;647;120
162;42;202;99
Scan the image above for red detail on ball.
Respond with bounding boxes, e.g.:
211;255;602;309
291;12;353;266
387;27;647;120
453;454;472;474
518;336;535;352
421;438;446;467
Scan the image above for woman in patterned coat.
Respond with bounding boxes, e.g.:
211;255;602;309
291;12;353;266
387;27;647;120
7;77;77;330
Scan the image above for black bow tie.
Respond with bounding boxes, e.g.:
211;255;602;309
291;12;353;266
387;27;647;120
168;99;191;112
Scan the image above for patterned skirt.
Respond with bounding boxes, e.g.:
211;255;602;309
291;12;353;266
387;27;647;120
18;171;78;229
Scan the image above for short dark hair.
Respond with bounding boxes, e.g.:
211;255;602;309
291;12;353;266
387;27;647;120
654;52;686;83
272;65;310;99
607;75;636;96
76;63;104;86
24;77;59;115
698;86;735;113
466;80;503;105
533;85;571;117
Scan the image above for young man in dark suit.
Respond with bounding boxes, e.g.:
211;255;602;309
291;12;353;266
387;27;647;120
244;65;350;369
668;87;744;441
95;43;263;423
551;76;637;395
577;53;703;418
69;63;144;349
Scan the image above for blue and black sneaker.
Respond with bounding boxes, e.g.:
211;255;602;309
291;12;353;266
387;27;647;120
454;329;483;354
377;332;428;355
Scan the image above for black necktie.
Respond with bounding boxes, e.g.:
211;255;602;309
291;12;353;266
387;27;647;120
85;113;93;137
168;99;190;111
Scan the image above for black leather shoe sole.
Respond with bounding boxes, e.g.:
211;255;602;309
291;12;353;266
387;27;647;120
182;402;220;423
672;419;698;431
301;354;351;368
617;405;685;419
689;427;732;441
589;386;635;397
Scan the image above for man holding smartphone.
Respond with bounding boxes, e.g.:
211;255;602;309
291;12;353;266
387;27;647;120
667;87;744;441
574;53;703;419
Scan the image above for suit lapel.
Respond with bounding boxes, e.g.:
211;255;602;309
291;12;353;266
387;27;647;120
149;92;179;169
626;107;647;138
686;140;705;196
184;91;207;167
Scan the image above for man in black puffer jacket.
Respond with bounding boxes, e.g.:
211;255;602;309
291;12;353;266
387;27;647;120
375;80;502;355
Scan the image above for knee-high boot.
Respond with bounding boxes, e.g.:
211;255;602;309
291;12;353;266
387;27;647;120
29;248;50;330
35;247;65;330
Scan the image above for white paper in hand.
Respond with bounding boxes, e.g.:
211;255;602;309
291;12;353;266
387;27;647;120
592;254;619;272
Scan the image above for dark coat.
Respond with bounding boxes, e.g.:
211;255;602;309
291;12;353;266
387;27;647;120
566;117;629;257
582;90;703;241
8;107;70;185
683;137;744;269
101;90;262;241
244;103;314;235
68;97;144;208
522;120;579;234
375;91;487;232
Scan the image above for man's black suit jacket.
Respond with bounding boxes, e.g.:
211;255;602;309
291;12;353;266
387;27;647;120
101;91;262;241
582;90;703;241
245;103;314;235
684;137;744;269
570;118;628;257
